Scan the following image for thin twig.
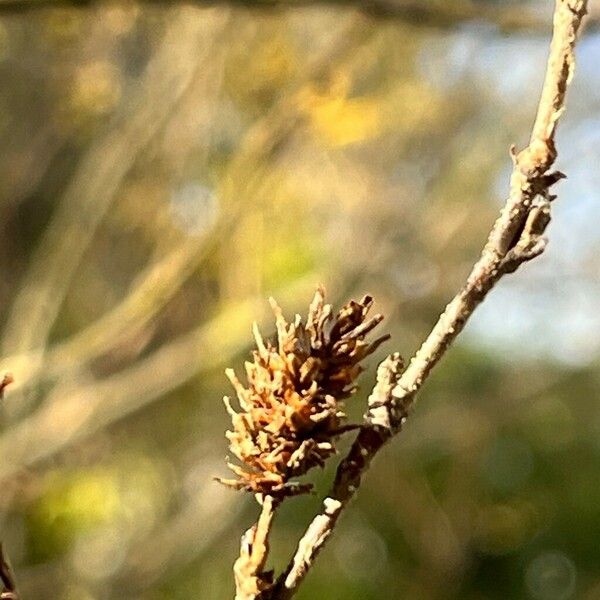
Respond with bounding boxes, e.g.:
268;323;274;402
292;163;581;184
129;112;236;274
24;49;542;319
271;1;589;597
0;543;18;600
0;380;18;600
234;496;278;600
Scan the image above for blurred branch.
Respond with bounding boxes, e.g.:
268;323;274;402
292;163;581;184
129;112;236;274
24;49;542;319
0;275;320;484
271;1;589;597
18;462;244;597
0;382;18;600
0;375;13;400
118;475;242;593
0;234;211;397
0;14;372;527
0;544;18;600
0;8;228;369
0;124;65;210
0;13;368;401
0;0;598;34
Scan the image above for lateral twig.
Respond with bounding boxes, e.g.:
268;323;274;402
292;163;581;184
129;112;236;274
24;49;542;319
0;543;18;600
270;1;588;597
0;377;18;600
234;496;278;600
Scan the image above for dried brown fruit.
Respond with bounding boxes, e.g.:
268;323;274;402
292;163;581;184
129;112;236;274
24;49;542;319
217;288;389;497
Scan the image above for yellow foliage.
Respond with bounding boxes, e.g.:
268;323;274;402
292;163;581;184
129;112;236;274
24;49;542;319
299;74;381;147
299;71;446;148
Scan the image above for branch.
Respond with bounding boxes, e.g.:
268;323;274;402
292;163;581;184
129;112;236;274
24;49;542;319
0;14;367;487
0;11;365;400
271;1;589;596
0;544;18;600
0;9;228;363
271;355;404;597
0;0;598;34
0;275;322;485
0;375;13;399
234;496;278;600
0;382;18;600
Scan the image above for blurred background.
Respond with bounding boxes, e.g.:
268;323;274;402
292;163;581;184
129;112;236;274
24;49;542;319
1;1;600;598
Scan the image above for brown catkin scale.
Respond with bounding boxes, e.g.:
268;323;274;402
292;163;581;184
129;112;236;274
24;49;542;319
217;287;389;497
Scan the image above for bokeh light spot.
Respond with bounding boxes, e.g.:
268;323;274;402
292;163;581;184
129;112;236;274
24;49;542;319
526;551;577;600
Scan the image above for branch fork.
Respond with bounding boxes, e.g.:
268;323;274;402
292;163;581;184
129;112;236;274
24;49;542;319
227;2;589;598
234;495;278;600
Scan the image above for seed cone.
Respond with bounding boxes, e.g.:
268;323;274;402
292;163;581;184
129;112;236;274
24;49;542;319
217;288;389;497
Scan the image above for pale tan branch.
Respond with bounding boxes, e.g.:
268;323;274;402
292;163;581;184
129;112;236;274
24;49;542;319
234;496;278;600
271;2;588;597
271;355;403;597
394;0;587;403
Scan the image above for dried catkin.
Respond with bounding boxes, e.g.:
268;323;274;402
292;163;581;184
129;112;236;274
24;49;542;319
217;288;388;497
